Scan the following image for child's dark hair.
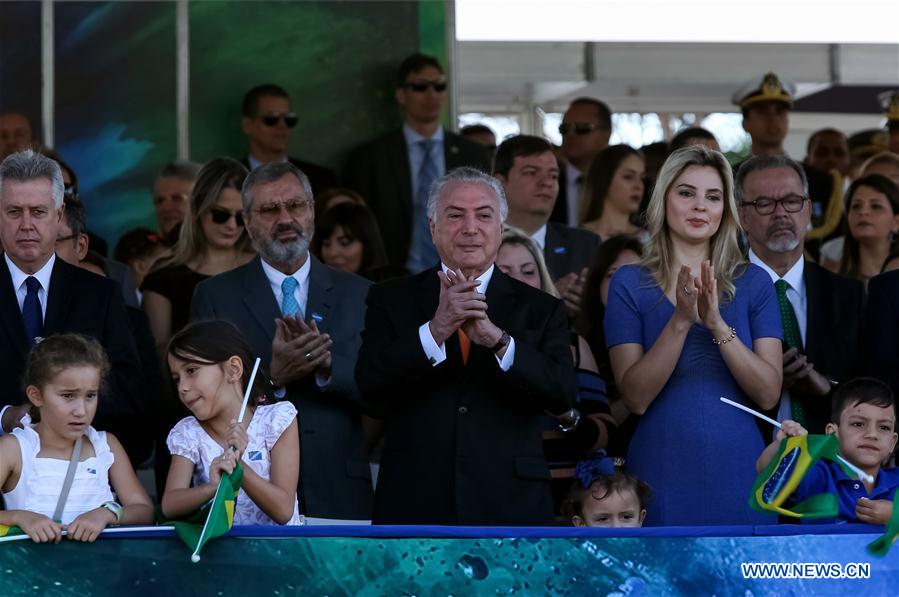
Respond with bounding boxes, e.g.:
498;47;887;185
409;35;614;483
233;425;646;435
167;320;266;402
831;377;896;424
23;334;110;391
561;470;652;520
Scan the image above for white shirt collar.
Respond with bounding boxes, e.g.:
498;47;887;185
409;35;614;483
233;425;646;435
247;154;288;171
748;249;805;296
260;254;312;308
530;224;548;250
403;123;444;145
440;262;494;294
5;252;55;296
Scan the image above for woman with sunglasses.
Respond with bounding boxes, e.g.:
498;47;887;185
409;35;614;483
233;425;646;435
142;158;255;360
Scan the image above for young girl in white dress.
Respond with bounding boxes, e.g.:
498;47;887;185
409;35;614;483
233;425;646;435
161;321;301;525
0;334;154;542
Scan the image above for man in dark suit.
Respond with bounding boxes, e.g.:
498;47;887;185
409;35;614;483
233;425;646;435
863;270;899;399
191;161;372;520
240;84;337;196
551;98;613;227
494;135;600;317
355;167;576;525
0;150;147;462
737;154;864;435
347;54;491;272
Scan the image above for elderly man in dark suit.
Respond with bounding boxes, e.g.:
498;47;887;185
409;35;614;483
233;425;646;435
356;167;576;525
494;135;600;318
0;150;146;462
347;54;491;273
191;161;372;520
737;154;864;435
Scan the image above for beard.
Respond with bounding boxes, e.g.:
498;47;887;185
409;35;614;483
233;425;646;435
252;223;311;265
764;223;800;252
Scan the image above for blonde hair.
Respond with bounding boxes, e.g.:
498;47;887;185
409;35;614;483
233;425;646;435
500;226;560;298
641;146;745;301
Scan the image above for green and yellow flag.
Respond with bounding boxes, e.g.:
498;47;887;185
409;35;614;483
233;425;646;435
173;462;243;562
749;433;841;519
867;492;899;557
0;524;27;542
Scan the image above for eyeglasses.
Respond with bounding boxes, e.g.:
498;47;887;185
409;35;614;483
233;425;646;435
261;112;299;128
403;80;447;93
209;207;244;227
742;194;807;215
251;198;312;219
56;233;78;243
558;122;608;136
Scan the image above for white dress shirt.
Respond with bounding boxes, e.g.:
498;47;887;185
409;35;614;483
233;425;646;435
5;253;55;320
418;263;516;370
748;249;807;429
260;255;311;318
530;224;547;250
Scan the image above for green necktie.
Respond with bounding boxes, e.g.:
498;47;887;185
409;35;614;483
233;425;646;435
775;279;807;427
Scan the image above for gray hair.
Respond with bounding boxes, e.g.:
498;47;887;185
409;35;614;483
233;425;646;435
734;154;809;204
427;166;508;223
241;161;313;212
157;160;202;182
0;149;65;208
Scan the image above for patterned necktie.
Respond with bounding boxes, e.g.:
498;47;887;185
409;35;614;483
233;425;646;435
22;276;43;347
280;277;302;318
458;329;471;365
407;139;440;272
775;279;807;426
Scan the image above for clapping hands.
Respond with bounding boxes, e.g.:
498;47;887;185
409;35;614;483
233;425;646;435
429;269;503;348
270;314;332;385
674;261;728;337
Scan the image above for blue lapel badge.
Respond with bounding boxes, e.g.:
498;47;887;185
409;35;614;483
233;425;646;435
311;312;323;323
553;246;566;254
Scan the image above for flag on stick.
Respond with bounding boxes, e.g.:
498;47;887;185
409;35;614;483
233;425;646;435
173;462;244;563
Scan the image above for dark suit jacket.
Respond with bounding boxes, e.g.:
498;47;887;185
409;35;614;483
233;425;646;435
550;158;573;225
791;261;865;433
190;255;373;519
355;267;576;525
0;255;147;461
862;270;899;399
240;156;338;197
346;128;491;266
543;222;600;280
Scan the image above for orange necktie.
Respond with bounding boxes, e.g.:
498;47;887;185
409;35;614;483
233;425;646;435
458;329;471;365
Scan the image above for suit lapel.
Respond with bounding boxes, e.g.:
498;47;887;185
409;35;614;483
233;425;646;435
803;261;825;359
543;223;567;279
389;130;413;218
0;256;27;354
242;257;281;341
306;257;333;335
44;257;74;335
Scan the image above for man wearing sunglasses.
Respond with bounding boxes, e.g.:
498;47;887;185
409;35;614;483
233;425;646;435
348;54;491;273
737;154;863;436
240;84;337;197
552;98;613;227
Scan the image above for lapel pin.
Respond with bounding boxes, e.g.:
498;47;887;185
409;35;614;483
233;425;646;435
554;247;566;254
450;145;459;154
311;312;323;323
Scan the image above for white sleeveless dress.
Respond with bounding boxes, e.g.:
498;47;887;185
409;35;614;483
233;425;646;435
2;418;116;525
166;401;302;526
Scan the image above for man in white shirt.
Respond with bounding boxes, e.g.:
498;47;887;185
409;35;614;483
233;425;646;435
737;154;864;434
191;161;372;520
355;167;576;525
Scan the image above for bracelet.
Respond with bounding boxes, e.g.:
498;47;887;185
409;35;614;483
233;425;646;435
712;326;737;346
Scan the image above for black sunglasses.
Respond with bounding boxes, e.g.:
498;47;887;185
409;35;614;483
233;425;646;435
558;122;607;136
404;81;447;93
209;207;244;227
261;113;298;128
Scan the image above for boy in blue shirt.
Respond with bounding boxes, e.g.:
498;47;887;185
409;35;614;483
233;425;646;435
756;377;899;524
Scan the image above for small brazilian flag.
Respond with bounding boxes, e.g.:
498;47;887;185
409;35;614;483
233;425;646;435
867;492;899;557
749;433;841;519
173;462;243;562
0;524;27;541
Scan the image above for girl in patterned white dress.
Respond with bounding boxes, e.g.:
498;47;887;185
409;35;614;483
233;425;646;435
0;334;154;542
161;321;301;525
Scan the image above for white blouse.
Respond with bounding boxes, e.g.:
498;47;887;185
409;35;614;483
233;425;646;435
166;401;302;526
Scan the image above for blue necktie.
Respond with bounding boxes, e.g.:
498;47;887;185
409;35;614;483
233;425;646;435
280;277;302;318
407;139;440;273
22;276;43;346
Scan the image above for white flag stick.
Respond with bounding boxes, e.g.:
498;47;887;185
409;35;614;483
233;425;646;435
719;397;874;484
0;525;175;543
237;357;261;424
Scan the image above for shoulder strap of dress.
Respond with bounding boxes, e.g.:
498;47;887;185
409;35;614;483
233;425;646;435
52;436;83;523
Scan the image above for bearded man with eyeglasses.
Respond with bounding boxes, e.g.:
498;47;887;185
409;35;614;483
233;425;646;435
191;160;373;521
736;154;864;436
347;54;491;273
240;84;337;197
